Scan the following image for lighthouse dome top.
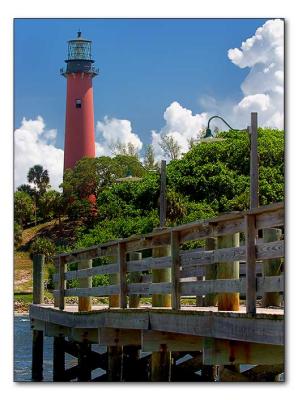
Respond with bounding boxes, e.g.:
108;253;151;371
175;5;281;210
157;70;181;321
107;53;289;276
67;30;93;61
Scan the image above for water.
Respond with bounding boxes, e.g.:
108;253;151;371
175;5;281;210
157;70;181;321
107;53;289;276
14;316;81;382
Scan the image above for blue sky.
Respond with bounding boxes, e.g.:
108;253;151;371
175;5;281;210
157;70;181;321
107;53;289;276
14;18;268;149
14;18;284;189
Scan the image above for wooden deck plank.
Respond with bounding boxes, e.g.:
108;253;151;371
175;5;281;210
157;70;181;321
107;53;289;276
29;304;284;345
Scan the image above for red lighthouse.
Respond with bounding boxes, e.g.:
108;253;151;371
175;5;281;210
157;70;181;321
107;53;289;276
61;31;98;171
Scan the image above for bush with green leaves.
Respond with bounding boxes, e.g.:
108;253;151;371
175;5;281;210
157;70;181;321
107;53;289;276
30;237;56;262
14;191;35;226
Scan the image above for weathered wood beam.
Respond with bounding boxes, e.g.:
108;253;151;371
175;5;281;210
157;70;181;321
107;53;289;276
203;337;284;365
128;282;171;295
127;256;171;273
64;263;118;280
98;328;141;346
29;305;284;345
142;330;204;352
63;285;119;297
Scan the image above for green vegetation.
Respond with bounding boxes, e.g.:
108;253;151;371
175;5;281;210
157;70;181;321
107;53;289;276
14;128;284;310
30;237;56;262
14;128;284;251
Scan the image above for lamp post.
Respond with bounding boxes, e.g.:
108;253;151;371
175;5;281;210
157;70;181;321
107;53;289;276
203;112;259;210
202;112;259;314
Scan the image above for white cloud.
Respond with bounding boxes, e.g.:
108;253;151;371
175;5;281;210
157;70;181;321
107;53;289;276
151;101;208;161
14;116;64;190
96;116;143;155
152;19;284;161
228;18;284;128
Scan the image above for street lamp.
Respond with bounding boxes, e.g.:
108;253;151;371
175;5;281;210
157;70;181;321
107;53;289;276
204;115;247;139
202;112;259;210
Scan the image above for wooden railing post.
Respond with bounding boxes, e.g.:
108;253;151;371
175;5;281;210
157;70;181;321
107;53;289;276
217;233;240;311
262;228;282;307
203;237;217;307
122;251;143;380
245;214;257;314
54;258;59;308
151;228;172;382
171;230;180;311
78;259;92;312
152;228;171;308
109;255;120;308
118;242;127;309
128;252;142;308
58;256;66;311
250;112;259;210
33;254;45;304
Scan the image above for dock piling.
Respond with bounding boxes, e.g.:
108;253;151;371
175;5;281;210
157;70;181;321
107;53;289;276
217;233;240;311
32;329;43;381
53;335;65;381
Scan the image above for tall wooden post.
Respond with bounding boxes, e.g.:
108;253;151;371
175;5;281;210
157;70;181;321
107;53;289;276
122;345;142;381
121;252;143;381
250;112;259;210
33;254;45;304
32;254;45;381
151;344;171;382
217;233;240;311
160;160;167;228
202;238;217;307
171;230;180;310
53;335;65;381
151;229;171;381
109;255;119;308
118;242;127;309
152;233;171;307
107;345;122;382
58;256;66;311
78;259;92;312
245;214;257;314
262;228;282;307
128;252;142;308
78;341;92;381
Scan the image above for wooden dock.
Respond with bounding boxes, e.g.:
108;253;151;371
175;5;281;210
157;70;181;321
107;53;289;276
29;202;285;382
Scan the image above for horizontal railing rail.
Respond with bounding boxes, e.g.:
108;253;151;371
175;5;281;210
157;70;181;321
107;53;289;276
51;202;284;314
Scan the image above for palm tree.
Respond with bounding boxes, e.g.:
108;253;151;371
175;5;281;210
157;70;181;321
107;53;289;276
27;165;50;225
27;165;50;196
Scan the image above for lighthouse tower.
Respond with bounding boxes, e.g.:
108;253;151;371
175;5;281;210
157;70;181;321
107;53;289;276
61;31;98;171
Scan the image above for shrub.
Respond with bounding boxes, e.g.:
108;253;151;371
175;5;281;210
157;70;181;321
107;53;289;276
30;237;56;262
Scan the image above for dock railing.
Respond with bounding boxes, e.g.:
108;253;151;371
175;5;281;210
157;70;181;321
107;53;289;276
51;202;284;314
